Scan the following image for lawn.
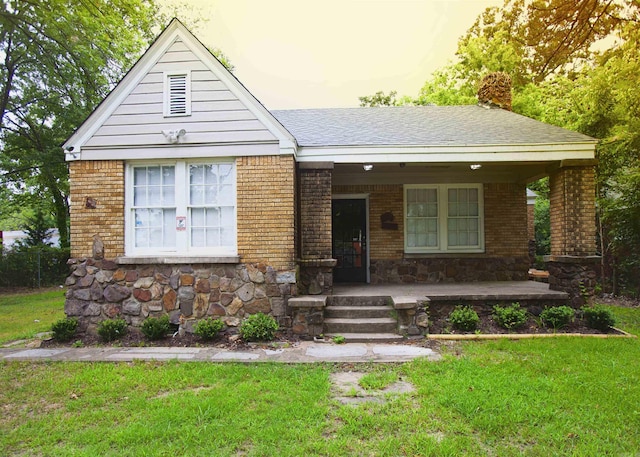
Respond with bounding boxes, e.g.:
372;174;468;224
0;288;65;344
1;305;639;456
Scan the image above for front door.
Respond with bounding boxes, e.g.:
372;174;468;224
332;198;367;282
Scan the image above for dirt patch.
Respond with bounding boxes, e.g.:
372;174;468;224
330;371;415;405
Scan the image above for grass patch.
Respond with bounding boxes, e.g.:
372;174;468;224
1;305;639;455
358;368;399;390
0;288;65;344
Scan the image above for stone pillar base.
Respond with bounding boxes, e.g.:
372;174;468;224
544;255;601;307
297;259;336;295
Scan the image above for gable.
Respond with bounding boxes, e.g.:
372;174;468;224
65;19;295;161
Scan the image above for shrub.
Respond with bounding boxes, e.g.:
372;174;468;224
239;313;279;341
540;306;574;329
582;305;616;331
51;317;78;342
97;318;127;342
332;335;346;344
141;315;170;340
194;317;224;340
492;303;528;330
449;305;480;332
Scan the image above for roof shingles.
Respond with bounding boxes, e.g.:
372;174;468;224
271;106;596;148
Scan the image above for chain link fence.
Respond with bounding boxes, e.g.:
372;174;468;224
0;247;70;288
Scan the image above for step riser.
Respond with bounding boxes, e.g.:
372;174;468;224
325;307;393;319
324;333;404;343
329;296;390;307
325;322;397;334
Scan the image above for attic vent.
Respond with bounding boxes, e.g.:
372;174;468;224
164;72;191;117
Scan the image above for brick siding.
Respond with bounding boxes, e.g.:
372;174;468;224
549;166;597;256
299;166;332;259
69;160;125;258
484;183;528;257
236;155;296;270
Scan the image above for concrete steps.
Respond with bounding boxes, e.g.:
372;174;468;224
323;332;404;343
325;305;393;319
323;295;400;342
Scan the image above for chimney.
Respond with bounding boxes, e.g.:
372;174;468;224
477;72;512;111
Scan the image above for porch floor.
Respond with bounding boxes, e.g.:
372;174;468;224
332;281;568;302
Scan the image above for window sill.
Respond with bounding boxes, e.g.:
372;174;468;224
404;252;486;259
116;256;240;265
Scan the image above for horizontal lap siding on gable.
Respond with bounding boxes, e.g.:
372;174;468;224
84;38;276;148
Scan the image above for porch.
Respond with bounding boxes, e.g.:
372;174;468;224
333;280;568;302
289;281;569;342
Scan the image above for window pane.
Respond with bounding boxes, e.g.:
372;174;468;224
147;167;161;185
427;233;438;246
407;234;416;247
205;164;218;185
220;227;234;246
219;184;233;203
191;228;205;247
164;210;176;247
191;208;205;226
219;164;233;184
205;185;218;203
190;165;204;185
448;202;457;216
469;202;479;216
162;185;175;205
207;228;220;245
134;186;146;206
190;185;204;206
135;228;148;247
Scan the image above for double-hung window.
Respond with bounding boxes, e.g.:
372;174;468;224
404;184;484;253
127;161;236;256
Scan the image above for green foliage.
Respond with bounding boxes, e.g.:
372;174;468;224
0;246;70;287
540;306;575;329
359;90;399;107
97;318;127;342
358;369;399;390
0;0;164;248
449;305;480;332
50;317;78;342
239;313;279;342
140;315;170;340
582;305;617;331
332;335;346;344
194;317;224;340
492;303;528;330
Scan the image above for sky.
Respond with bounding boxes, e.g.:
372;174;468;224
160;0;504;109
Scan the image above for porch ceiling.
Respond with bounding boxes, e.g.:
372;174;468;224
332;162;554;185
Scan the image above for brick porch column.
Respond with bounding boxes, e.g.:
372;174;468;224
297;162;336;294
547;165;600;305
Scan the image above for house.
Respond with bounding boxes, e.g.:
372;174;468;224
63;19;598;336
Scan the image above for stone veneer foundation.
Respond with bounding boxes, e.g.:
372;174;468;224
369;256;529;284
64;257;297;335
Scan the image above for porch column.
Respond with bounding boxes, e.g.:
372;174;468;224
297;162;336;294
547;165;600;305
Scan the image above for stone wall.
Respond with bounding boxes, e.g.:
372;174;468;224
546;256;600;307
370;256;529;284
64;258;297;334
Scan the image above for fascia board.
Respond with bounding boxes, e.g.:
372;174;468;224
295;142;597;163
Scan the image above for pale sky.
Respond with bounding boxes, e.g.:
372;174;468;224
160;0;503;109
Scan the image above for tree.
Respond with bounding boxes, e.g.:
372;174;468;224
359;90;399;107
0;0;162;248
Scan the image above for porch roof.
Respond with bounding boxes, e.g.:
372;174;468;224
272;106;596;148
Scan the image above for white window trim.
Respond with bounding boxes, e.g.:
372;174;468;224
404;183;484;254
163;71;191;117
125;160;237;257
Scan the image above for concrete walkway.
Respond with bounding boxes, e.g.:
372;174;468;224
0;341;440;364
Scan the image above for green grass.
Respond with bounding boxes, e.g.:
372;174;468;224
1;304;639;455
0;288;65;344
